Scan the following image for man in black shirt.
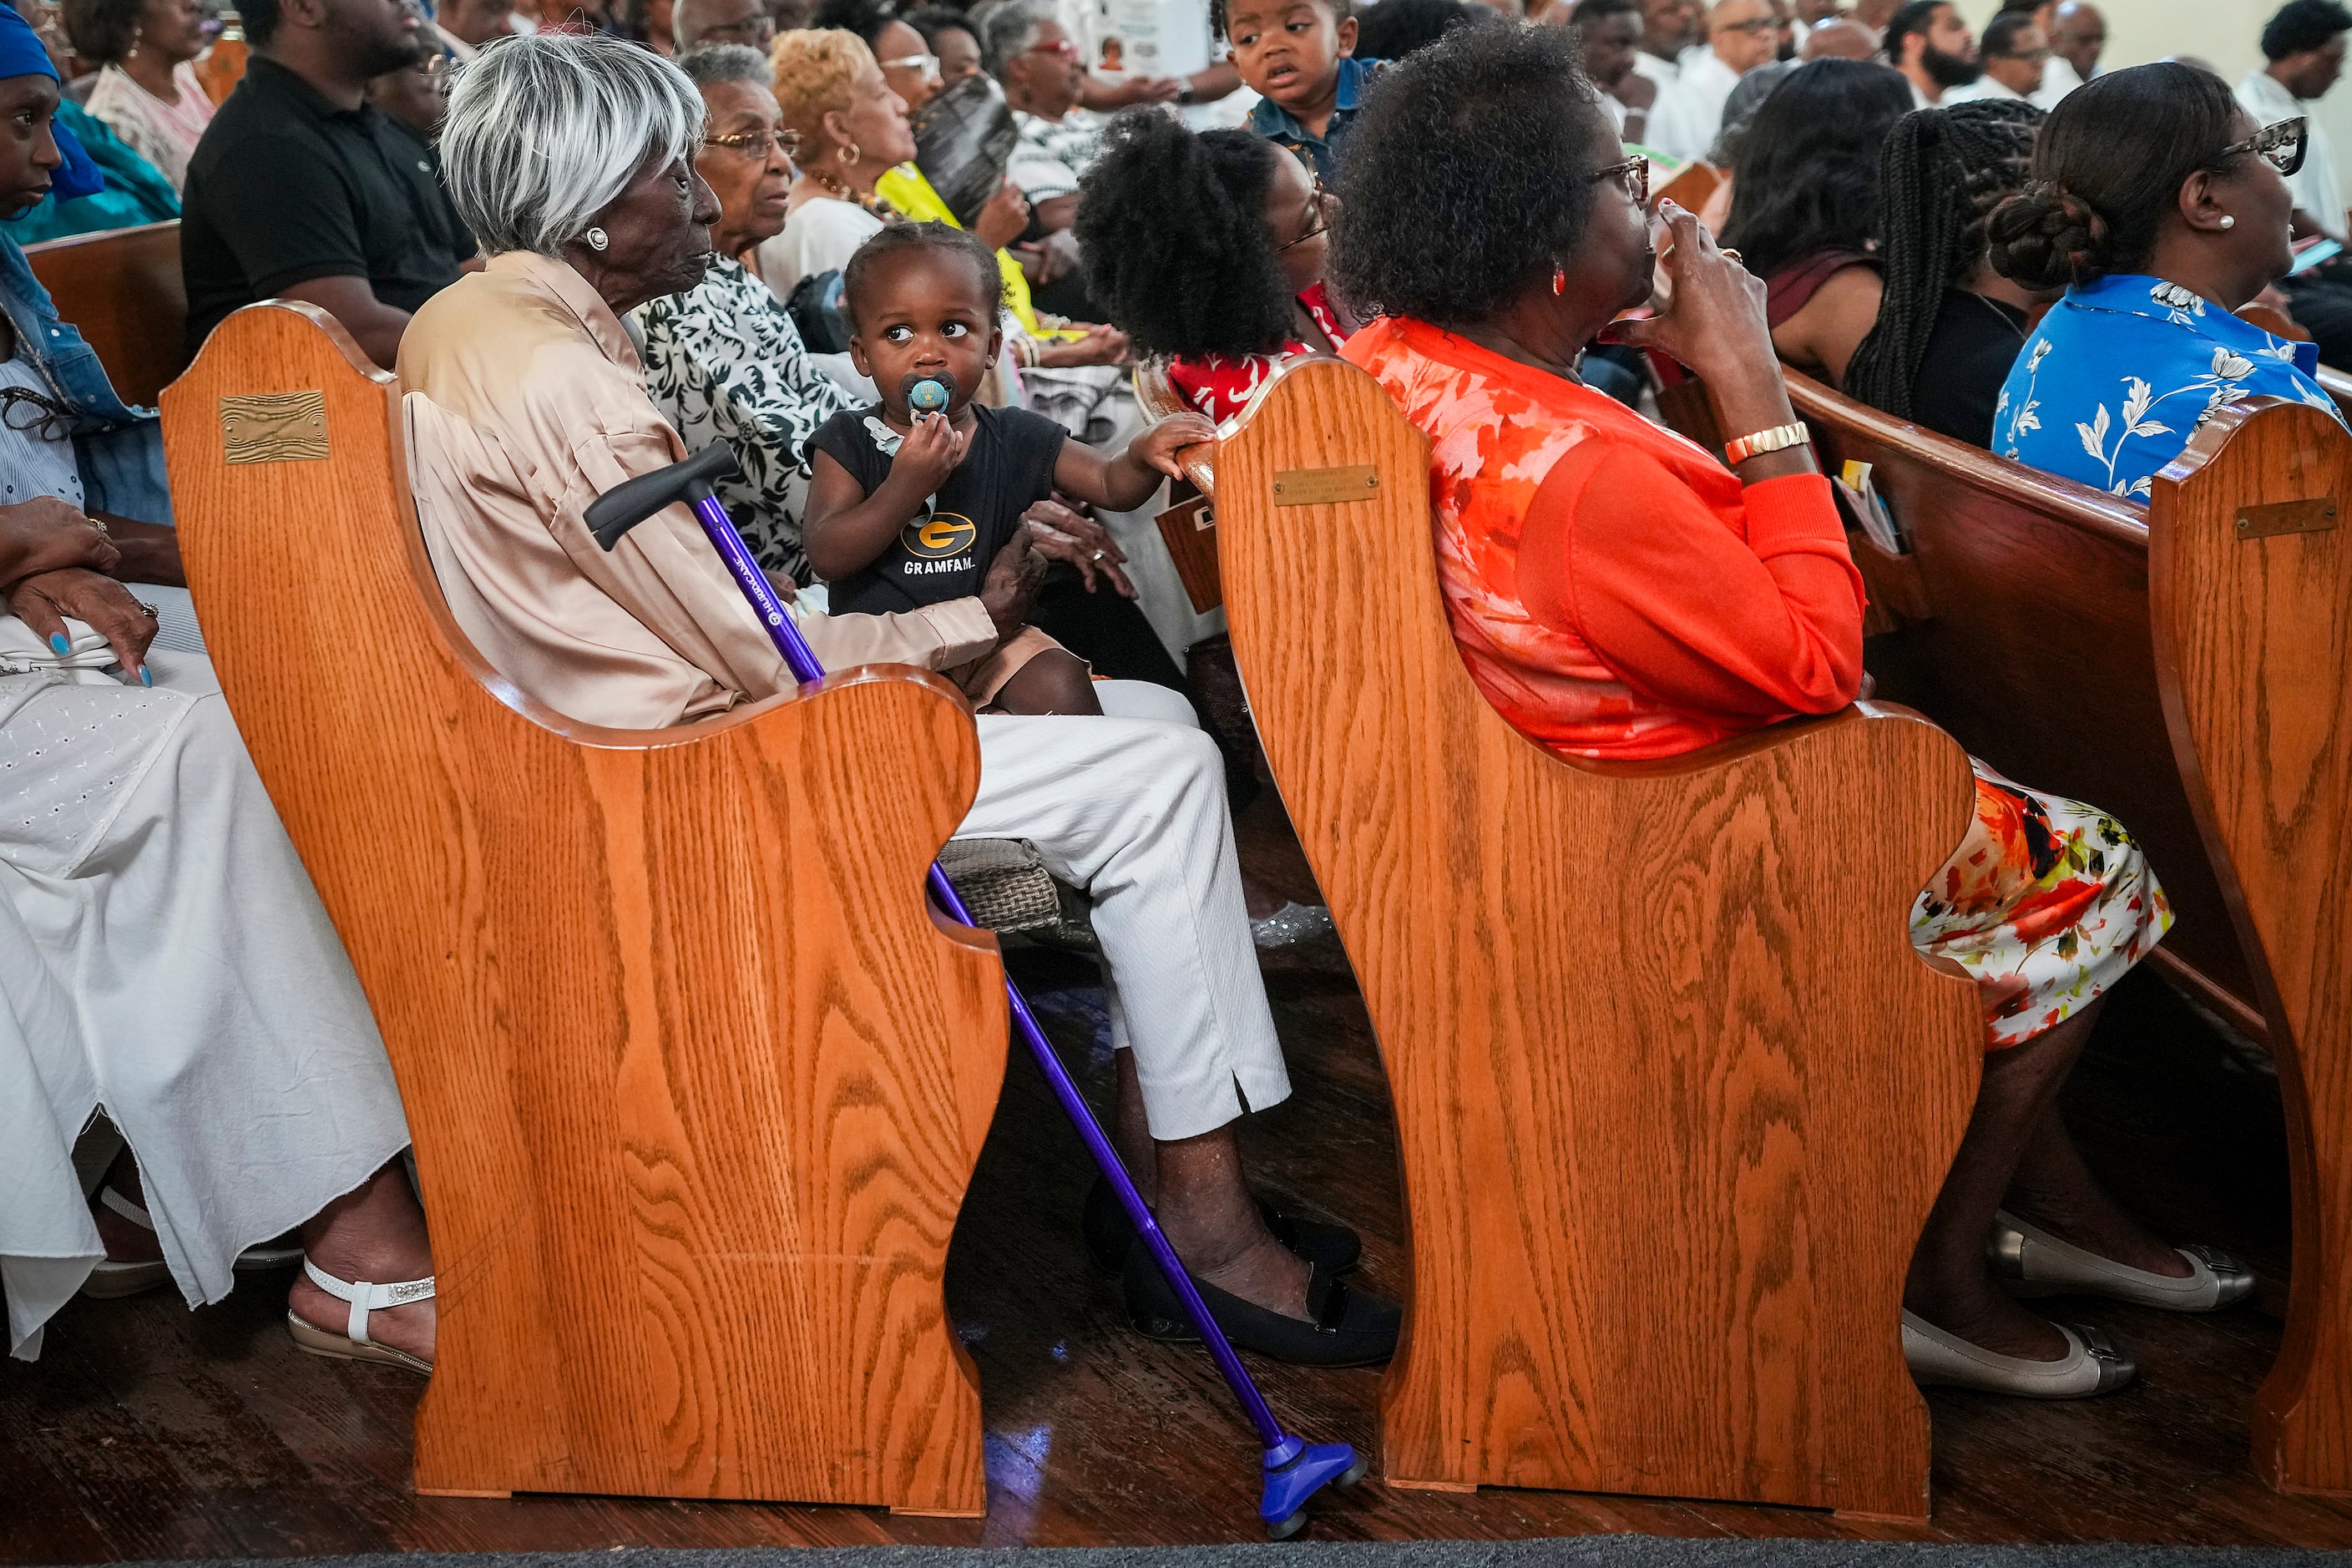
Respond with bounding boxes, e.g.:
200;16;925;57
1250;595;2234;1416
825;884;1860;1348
180;0;476;368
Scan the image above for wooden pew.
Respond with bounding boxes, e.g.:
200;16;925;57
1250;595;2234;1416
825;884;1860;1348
28;221;189;407
1136;362;1224;614
1773;371;2269;1042
1219;356;1983;1520
2151;398;2352;1496
160;302;1005;1515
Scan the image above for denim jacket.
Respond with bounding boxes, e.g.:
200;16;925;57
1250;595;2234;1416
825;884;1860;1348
0;229;171;523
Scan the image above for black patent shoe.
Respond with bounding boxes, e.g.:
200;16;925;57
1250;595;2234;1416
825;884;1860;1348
1120;1240;1400;1368
1083;1175;1363;1275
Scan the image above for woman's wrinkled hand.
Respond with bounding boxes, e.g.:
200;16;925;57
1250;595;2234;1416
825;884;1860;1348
975;179;1031;252
978;527;1050;640
8;567;158;683
0;497;119;589
1604;200;1774;382
1037;321;1131;369
1024;496;1136;598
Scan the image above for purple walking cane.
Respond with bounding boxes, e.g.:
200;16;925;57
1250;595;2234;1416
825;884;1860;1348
584;441;1365;1539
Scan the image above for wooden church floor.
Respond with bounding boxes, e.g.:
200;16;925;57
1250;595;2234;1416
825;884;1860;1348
5;794;2347;1560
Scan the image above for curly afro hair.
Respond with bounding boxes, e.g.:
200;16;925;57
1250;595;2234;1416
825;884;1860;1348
1074;110;1297;361
1327;21;1615;326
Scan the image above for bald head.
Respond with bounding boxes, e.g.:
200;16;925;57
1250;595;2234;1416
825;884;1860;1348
2048;0;2103;78
1801;14;1874;55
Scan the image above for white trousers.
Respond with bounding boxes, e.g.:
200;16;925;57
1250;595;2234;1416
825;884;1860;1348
956;680;1288;1141
0;653;410;1359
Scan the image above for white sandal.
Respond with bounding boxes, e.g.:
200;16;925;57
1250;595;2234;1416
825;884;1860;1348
79;1186;306;1299
286;1257;435;1375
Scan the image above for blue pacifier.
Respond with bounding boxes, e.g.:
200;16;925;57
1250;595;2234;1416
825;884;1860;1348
905;373;953;417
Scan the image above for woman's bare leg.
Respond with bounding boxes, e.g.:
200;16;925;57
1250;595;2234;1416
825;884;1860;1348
1112;1048;1309;1317
289;1158;436;1363
2005;1099;2192;1277
1904;1002;2105;1362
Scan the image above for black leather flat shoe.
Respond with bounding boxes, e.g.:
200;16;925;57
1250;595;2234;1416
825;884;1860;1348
1083;1175;1363;1275
1120;1239;1400;1368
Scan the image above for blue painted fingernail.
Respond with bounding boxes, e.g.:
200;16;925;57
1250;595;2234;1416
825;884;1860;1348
48;633;68;655
139;665;152;688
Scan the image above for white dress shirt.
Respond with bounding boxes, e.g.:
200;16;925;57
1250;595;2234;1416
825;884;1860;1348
1648;47;1745;164
2032;52;2083;110
2238;68;2346;243
1943;73;2024;104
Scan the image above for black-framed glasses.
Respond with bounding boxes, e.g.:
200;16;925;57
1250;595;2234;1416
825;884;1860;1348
704;127;800;159
1277;175;1336;251
2224;116;2308;178
0;384;75;442
1586;154;1649;210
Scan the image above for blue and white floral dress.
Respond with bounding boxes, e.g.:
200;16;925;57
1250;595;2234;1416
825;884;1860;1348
1995;273;2347;499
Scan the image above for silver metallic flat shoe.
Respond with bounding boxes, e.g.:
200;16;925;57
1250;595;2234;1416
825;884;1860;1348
1901;1310;2137;1399
1989;1209;2256;1312
1252;900;1336;950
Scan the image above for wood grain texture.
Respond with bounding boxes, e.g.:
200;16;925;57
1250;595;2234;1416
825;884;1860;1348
1771;371;2269;1043
29;222;188;408
157;302;1006;1513
2150;397;2352;1495
1218;357;1983;1519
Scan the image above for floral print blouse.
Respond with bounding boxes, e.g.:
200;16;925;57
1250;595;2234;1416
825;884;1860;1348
631;254;853;585
1995;272;2346;500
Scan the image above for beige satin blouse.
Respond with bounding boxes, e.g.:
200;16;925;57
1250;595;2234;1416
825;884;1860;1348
398;251;996;732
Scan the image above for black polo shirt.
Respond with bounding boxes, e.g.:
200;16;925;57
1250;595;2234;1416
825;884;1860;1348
180;56;475;354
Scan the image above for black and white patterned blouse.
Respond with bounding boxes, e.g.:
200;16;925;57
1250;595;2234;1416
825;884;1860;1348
631;254;854;585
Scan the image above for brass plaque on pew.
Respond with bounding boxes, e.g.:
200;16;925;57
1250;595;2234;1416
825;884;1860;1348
220;392;329;464
2235;498;2338;540
1272;464;1380;507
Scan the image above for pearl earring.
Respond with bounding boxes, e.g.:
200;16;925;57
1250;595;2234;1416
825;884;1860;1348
585;226;610;251
2219;215;2237;230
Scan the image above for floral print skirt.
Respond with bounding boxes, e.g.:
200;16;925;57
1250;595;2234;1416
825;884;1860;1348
1912;761;2173;1050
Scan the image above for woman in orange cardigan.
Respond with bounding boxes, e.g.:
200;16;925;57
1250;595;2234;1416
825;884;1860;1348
1328;23;2251;1400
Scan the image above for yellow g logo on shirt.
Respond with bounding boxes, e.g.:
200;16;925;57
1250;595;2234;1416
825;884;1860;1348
903;511;978;559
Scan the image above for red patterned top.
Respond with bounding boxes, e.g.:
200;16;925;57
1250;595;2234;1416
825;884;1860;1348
1342;315;1864;761
1165;283;1349;427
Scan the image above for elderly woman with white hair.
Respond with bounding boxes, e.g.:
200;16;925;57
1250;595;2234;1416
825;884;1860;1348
399;31;1399;1367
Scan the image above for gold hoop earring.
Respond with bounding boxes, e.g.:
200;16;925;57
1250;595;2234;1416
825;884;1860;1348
838;141;861;168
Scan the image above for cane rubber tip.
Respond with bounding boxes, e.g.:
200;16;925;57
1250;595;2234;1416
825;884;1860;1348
1267;1509;1309;1541
908;375;952;414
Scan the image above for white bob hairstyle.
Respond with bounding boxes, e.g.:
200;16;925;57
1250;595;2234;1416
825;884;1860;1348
440;32;706;259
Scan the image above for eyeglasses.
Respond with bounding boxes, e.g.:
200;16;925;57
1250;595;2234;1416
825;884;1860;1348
1277;176;1337;251
2223;116;2308;178
1989;45;2049;62
878;49;943;80
1715;15;1776;33
704;126;799;158
1024;35;1078;58
0;385;74;442
1585;154;1649;210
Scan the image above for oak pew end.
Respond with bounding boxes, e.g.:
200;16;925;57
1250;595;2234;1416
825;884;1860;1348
28;221;189;408
159;301;1006;1513
2152;397;2352;1496
1220;355;1983;1520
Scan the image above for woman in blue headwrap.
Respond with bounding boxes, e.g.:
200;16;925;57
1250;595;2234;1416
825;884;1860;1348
0;0;436;1375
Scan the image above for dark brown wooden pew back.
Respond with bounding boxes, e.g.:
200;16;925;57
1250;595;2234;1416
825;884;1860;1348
30;221;189;407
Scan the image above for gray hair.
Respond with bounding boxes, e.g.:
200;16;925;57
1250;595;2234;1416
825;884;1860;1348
979;0;1053;77
440;33;706;258
677;42;774;89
